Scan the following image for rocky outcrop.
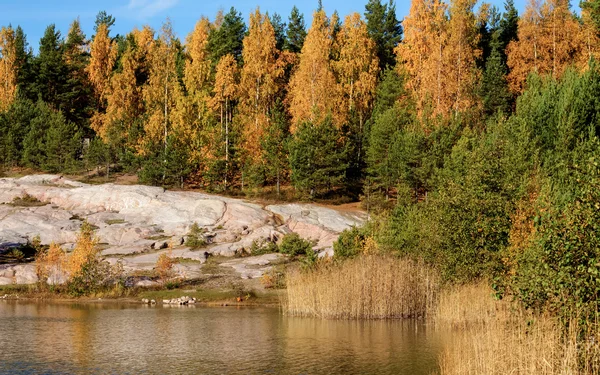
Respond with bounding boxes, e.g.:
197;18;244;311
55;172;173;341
0;175;366;284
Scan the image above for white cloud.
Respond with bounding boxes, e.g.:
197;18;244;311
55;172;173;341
126;0;178;19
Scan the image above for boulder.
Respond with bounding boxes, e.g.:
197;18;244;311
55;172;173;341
13;264;38;284
135;279;159;287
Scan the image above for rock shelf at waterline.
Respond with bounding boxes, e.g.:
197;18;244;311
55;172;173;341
0;175;365;284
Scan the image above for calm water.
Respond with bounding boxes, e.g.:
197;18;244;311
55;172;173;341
0;301;440;375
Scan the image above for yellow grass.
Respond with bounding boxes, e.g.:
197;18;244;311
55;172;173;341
284;255;439;319
436;283;600;375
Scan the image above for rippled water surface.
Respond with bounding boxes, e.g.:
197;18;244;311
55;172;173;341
0;301;440;374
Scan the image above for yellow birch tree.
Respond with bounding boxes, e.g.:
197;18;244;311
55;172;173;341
238;8;285;163
287;10;340;131
0;26;17;112
142;20;182;153
87;22;118;132
445;0;481;114
395;0;449;118
211;53;239;189
334;12;379;128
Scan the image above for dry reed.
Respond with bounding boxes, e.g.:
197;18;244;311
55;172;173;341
436;283;600;375
284;255;439;319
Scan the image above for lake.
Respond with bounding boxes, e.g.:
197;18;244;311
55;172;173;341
0;301;440;374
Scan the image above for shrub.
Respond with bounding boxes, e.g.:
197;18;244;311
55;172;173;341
35;242;67;285
260;268;286;289
155;251;177;282
8;249;25;262
10;193;47;207
300;249;319;270
185;223;206;250
513;148;600;320
250;239;279;255
66;221;123;296
333;226;365;259
279;233;313;256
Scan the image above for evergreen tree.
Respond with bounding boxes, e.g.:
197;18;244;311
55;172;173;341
366;105;417;199
261;100;290;197
0;98;37;166
33;24;67;110
208;7;247;64
269;12;286;51
13;26;34;98
499;0;519;62
364;0;403;70
475;4;500;69
22;100;81;171
480;42;512;116
94;11;115;33
62;19;92;129
285;6;307;53
289;117;348;198
43;111;82;172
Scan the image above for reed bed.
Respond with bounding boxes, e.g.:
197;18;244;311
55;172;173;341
436;283;600;375
284;255;439;319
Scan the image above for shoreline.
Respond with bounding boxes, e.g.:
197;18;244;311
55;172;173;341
0;284;284;307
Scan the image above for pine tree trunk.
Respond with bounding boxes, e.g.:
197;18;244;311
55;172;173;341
276;168;280;198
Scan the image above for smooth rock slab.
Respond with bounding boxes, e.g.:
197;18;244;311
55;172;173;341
1;175;366;281
12;264;38;285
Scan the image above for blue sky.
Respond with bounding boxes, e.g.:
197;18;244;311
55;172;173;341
1;0;532;52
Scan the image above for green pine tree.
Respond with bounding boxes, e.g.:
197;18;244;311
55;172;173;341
33;24;67;109
289;117;348;198
14;26;34;99
364;0;403;71
261;101;291;197
269;12;286;51
284;6;307;53
94;11;115;33
208;7;247;64
480;43;513;116
62;19;92;131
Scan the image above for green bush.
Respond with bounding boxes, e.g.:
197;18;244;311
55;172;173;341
185;223;206;250
279;233;313;256
513;143;600;320
250;239;279;255
333;226;365;259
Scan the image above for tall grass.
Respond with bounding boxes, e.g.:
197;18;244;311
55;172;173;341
436;283;600;375
284;255;439;319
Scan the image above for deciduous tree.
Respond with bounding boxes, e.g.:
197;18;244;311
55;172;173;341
288;10;340;130
396;0;449;117
238;9;284;167
0;26;17;111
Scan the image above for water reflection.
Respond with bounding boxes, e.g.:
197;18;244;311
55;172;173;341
0;301;440;375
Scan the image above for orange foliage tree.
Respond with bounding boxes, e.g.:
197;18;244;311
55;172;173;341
87;22;117;131
142;20;183;154
507;0;584;93
237;8;285;166
396;0;449;118
288;10;340;131
445;0;481;114
334;12;379;129
0;26;17;112
98;26;153;147
211;53;239;189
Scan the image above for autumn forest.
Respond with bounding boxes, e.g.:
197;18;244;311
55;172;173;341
0;0;594;194
3;0;600;306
